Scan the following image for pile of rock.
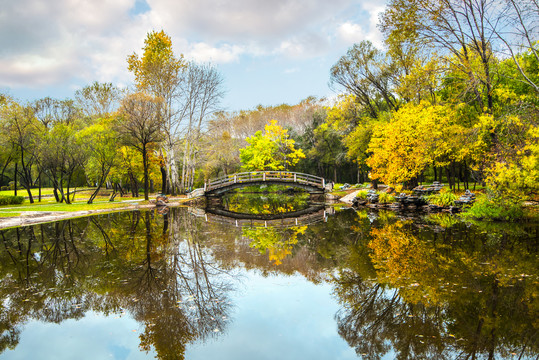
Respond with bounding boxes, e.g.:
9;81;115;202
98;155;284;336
412;181;444;196
366;189;379;203
394;193;427;206
454;189;476;206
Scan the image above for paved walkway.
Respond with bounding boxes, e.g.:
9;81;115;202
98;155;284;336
339;190;361;204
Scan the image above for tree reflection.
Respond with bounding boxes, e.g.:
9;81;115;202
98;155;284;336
334;217;539;359
0;207;537;359
221;191;310;215
0;209;237;359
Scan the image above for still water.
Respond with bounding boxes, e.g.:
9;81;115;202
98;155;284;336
0;203;537;359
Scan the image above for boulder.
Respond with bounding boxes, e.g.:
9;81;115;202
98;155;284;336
156;194;168;206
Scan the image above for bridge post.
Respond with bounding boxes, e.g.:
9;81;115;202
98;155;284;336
322;179;325;188
234;175;237;183
294;173;296;182
263;172;266;181
204;182;207;191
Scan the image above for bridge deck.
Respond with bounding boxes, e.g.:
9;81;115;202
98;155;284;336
204;171;326;195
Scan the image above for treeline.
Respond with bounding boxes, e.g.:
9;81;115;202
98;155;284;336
0;31;225;203
322;0;538;217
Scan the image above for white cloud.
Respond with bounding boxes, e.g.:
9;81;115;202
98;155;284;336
0;0;388;100
187;43;245;63
337;22;366;44
146;0;352;42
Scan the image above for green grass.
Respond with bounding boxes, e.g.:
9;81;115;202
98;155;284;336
0;195;156;218
0;212;20;217
461;195;524;221
425;190;458;207
0;188;58;196
356;190;369;199
378;192;395;204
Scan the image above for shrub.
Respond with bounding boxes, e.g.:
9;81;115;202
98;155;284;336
425;189;457;207
0;196;24;205
356;190;369;200
461;194;523;221
378;192;395;204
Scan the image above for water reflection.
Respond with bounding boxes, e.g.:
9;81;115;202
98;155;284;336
0;207;536;359
0;210;236;359
220;189;311;215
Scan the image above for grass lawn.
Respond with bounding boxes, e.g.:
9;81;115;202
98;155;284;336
0;194;157;218
0;188;96;197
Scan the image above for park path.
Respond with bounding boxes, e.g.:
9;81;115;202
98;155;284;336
339;190;361;204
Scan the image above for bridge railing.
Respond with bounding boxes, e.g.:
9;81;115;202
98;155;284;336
205;171;325;191
187;188;205;198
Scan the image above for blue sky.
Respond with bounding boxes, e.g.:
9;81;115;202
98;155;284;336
0;0;387;112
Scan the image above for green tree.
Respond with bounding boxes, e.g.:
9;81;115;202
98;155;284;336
239;120;305;171
0;99;40;202
39;122;86;203
78;117;120;204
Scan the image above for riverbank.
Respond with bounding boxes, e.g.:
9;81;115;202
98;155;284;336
0;197;190;230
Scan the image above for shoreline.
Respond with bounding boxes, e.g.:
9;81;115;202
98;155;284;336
0;200;187;230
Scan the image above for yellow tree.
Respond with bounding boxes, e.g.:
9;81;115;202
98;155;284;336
366;102;454;188
128;30;185;195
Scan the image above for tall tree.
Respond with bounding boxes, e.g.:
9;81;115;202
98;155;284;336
179;62;224;192
380;0;501;113
117;92;165;200
39;122;86;204
128;30;185;195
79;117;120;204
330;41;400;118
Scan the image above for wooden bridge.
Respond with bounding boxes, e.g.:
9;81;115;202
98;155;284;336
191;171;328;197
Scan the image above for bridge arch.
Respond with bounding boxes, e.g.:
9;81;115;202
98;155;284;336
202;171;328;197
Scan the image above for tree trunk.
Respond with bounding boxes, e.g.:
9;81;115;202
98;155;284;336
14;163;17;196
142;144;149;201
160;165;167;194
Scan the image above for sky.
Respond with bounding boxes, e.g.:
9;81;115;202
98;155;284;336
0;0;387;112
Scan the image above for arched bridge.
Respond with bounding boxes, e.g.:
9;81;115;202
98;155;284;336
196;171;329;197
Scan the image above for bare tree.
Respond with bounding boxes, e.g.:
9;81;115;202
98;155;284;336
117;93;165;200
381;0;501;112
489;0;539;93
179;63;225;193
75;82;122;118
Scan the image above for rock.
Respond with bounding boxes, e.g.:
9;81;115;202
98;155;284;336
455;189;476;206
156;194;168;206
366;189;379;203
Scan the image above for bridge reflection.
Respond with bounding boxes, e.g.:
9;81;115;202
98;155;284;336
188;205;335;228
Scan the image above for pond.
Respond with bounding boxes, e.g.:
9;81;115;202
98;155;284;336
0;201;537;359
